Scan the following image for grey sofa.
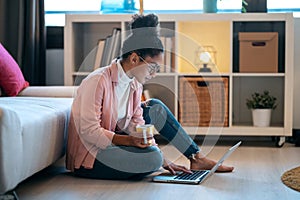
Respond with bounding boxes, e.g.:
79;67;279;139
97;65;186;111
0;86;77;194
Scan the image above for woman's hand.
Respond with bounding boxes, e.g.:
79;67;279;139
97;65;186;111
163;158;192;175
112;132;154;148
129;132;153;148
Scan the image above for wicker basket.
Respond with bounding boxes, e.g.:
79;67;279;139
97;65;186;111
179;76;229;127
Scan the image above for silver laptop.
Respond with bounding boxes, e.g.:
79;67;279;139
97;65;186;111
152;141;242;184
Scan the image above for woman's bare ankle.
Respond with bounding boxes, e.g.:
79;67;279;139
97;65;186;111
189;152;213;170
190;154;234;172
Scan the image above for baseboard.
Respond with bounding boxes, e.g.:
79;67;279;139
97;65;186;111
155;133;300;147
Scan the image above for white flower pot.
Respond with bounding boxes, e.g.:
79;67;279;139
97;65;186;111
252;109;272;127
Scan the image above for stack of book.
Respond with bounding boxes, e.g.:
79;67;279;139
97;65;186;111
94;30;175;73
94;28;121;70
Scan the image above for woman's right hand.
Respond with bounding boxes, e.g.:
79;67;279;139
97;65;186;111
129;132;153;148
112;133;153;148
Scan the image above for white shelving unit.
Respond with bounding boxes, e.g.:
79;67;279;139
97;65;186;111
64;13;294;146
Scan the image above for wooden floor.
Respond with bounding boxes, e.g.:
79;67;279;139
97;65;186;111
15;138;300;200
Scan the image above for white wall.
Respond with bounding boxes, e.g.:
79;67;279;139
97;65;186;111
293;18;300;129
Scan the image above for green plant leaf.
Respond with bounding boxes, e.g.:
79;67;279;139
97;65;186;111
246;90;277;110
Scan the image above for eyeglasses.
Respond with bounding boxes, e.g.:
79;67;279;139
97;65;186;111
139;56;160;74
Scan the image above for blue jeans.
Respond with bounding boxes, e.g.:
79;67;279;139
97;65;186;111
142;99;200;158
74;99;199;180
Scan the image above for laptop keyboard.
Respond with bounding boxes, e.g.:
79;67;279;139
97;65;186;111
174;170;207;180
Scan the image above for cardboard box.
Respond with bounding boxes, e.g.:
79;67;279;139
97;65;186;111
239;32;278;73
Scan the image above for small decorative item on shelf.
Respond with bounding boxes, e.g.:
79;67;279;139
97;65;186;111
139;0;144;14
100;0;138;13
195;46;216;73
243;0;266;13
246;90;277;127
203;0;248;13
124;0;138;13
203;0;217;13
241;0;248;13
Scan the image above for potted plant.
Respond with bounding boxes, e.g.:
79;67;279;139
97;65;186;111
246;90;277;127
203;0;218;13
243;0;267;13
203;0;248;13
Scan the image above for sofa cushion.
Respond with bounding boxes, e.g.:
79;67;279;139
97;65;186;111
0;97;73;194
18;86;78;98
0;43;29;96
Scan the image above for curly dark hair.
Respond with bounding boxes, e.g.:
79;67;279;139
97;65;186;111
121;13;164;59
130;13;159;30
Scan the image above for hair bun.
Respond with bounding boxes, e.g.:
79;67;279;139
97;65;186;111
130;14;159;29
130;14;160;36
121;13;164;58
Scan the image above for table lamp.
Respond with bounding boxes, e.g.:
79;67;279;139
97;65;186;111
199;51;212;72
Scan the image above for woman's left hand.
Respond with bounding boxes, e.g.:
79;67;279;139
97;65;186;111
163;159;192;175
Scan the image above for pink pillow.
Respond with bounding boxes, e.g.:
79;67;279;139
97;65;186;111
0;43;29;96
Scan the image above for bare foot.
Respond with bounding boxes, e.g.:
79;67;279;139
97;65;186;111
190;156;234;172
